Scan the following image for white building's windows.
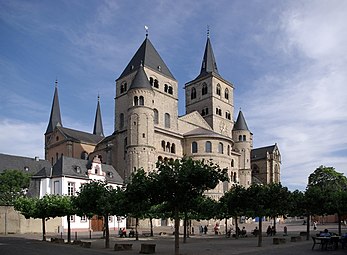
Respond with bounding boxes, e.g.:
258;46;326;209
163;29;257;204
218;142;224;154
165;113;170;128
80;215;87;222
192;142;198;153
205;141;212;153
67;182;75;196
69;215;75;222
54;181;60;195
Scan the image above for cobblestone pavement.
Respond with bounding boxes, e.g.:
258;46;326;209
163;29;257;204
2;221;347;255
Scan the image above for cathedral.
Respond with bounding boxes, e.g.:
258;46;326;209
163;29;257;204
44;33;281;200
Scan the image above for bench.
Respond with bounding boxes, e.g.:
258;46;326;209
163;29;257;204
72;240;83;245
142;231;152;237
114;243;133;251
140;243;156;254
291;236;302;242
273;237;286;244
50;237;64;244
299;231;307;236
80;241;91;248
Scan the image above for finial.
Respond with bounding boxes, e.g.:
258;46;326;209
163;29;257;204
207;25;210;38
97;93;100;102
144;25;149;38
55;79;58;88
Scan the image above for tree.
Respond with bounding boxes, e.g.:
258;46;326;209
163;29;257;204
0;169;31;205
73;180;116;248
151;157;227;255
307;166;347;235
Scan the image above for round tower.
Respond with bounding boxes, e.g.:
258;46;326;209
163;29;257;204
126;65;156;177
232;110;253;187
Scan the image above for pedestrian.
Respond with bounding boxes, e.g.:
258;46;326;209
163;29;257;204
204;225;208;234
283;226;287;236
313;221;317;230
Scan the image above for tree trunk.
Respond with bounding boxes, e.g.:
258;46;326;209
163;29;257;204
135;217;139;241
235;216;239;239
273;217;276;235
67;215;71;243
258;217;263;247
174;207;180;255
150;217;153;237
104;214;110;248
225;218;227;236
183;212;187;243
338;213;342;236
306;214;310;241
42;217;46;241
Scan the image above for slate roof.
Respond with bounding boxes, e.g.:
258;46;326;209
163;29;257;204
57;126;104;145
128;65;153;91
93;96;104;137
0;153;51;175
50;156;123;185
117;37;175;81
195;37;220;80
251;144;277;161
184;127;228;139
45;84;62;134
233;111;250;131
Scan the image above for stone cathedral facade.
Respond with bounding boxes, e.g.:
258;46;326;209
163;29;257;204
45;34;281;200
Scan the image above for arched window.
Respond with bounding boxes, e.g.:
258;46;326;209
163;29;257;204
154;109;159;124
227;145;230;155
154;79;159;88
134;96;139;106
161;140;165;151
238;135;242;141
225;111;231;120
120;82;127;93
192;142;198;153
120;113;124;129
218;142;224;154
164;84;168;93
233;172;237;182
243;135;246;141
216;84;221;95
191;87;196;99
205;141;212;153
171;143;176;154
216;108;222;116
149;77;154;85
231;159;234;167
202;83;208;95
166;142;170;152
168;86;173;95
139;96;144;105
165;113;170;128
225;88;229;99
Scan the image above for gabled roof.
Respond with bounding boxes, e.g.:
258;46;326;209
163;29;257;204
233;111;250;131
128;65;153;91
93;96;104;137
0;153;51;175
57;126;104;145
251;144;278;160
46;83;62;134
117;37;175;80
51;156;123;185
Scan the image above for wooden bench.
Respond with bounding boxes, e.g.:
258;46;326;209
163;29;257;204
140;243;156;254
114;243;133;251
72;240;83;245
273;237;286;244
291;236;302;242
50;237;64;244
80;241;91;248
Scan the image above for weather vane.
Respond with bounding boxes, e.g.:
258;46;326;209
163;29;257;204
144;25;149;37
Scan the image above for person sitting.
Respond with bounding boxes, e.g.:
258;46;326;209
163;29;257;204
271;226;276;236
129;228;135;238
240;227;247;237
122;228;127;237
266;225;272;236
319;229;331;237
251;227;259;237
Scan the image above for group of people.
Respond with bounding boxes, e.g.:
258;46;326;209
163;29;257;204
118;228;136;238
266;225;276;236
199;225;208;235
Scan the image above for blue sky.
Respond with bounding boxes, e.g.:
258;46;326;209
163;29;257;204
1;0;347;191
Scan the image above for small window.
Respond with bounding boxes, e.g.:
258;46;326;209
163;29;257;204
154;79;159;88
168;86;173;95
218;142;224;154
149;77;154;85
80;215;87;222
202;83;208;95
243;135;246;141
238;135;242;141
192;142;198;153
67;182;75;196
107;172;113;178
216;84;221;96
191;87;196;99
139;96;144;105
225;88;229;100
165;113;170;128
164;84;168;93
161;140;165;151
134;96;139;106
171;143;176;154
142;133;145;138
166;142;170;152
205;141;212;153
69;215;75;222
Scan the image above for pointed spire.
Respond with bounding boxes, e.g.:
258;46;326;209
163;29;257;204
93;95;104;137
198;33;219;78
117;37;175;80
233;110;250;131
45;80;62;134
129;64;152;91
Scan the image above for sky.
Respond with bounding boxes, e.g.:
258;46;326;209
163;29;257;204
1;0;346;191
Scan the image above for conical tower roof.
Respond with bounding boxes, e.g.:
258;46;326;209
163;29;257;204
128;64;153;91
93;96;104;137
233;110;250;131
45;81;62;134
118;37;175;80
195;37;221;80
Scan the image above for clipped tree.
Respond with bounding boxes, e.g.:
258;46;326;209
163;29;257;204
152;157;227;255
0;169;31;205
73;180;115;248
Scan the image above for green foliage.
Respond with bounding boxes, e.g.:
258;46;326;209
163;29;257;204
0;169;31;205
220;184;248;218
